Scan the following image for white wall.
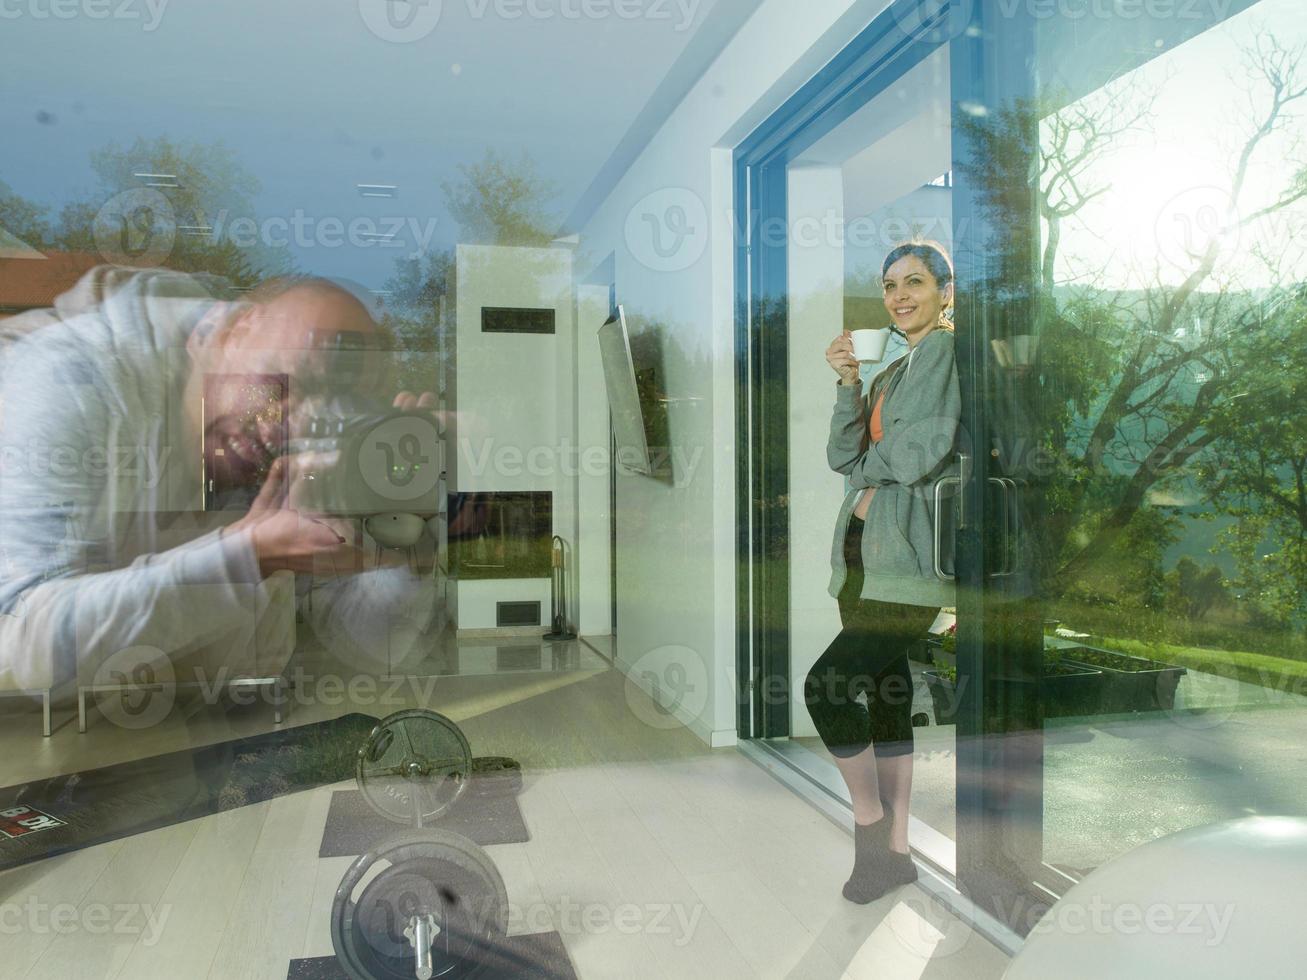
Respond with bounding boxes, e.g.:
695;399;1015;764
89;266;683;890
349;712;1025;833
574;0;894;747
574;284;613;638
451;244;574;496
455;578;554;632
449;244;577;631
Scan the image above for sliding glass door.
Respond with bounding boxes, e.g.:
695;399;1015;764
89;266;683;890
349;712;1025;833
738;0;1306;936
952;0;1307;923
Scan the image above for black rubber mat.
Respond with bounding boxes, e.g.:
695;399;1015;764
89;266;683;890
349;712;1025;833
0;713;379;871
318;780;529;858
287;931;577;980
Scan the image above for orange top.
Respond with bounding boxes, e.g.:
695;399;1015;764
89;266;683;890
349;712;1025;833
869;388;887;444
853;389;888;521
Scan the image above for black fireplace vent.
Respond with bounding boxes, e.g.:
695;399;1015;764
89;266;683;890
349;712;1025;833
496;601;542;628
481;307;555;334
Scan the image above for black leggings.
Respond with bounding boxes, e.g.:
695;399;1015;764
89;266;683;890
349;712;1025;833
805;516;939;759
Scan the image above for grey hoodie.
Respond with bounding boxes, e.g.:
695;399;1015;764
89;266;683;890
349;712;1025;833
0;267;435;692
826;326;961;607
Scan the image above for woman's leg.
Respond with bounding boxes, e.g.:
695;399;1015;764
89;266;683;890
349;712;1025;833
876;752;912;853
862;626;934;853
805;630;884;824
833;747;884;826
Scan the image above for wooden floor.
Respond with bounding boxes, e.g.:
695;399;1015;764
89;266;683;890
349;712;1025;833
0;639;1009;980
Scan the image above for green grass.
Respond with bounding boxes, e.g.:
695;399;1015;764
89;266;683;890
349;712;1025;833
1096;635;1307;694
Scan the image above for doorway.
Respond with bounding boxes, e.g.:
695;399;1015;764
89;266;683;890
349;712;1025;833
736;0;1303;937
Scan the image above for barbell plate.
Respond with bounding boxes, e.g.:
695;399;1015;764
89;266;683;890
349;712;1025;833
331;830;508;980
356;709;472;826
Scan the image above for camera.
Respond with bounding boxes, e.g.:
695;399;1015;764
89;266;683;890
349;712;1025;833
286;394;443;517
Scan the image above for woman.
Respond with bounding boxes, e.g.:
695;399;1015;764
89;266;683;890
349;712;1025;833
808;240;961;904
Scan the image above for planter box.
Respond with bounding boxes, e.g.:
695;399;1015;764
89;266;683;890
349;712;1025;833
1041;661;1103;718
916;637;956;668
922;670;960;724
924;663;1103;724
1060;646;1187;713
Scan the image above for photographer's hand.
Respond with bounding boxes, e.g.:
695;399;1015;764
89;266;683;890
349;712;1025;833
392;390;436;410
228;455;360;577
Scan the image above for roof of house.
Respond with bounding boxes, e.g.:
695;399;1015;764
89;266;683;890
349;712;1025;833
0;227;46;259
0;252;104;312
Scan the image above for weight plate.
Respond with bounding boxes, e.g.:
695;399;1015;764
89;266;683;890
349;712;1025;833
357;709;472;826
356;865;446;962
331;829;509;980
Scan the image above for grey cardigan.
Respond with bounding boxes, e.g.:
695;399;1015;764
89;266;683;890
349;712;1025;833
826;327;961;607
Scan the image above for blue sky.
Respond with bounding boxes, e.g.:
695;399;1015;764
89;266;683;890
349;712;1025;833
0;0;720;288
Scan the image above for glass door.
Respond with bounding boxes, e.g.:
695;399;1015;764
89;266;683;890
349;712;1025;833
739;0;1306;937
954;0;1307;924
735;0;977;894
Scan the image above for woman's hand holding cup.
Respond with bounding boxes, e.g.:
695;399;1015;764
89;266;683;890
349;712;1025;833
826;331;860;385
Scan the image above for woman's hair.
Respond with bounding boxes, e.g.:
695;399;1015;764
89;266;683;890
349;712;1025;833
882;240;955;328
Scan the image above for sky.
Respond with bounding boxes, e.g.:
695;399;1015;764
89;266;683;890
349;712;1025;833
1044;0;1307;292
0;0;720;289
4;0;1303;295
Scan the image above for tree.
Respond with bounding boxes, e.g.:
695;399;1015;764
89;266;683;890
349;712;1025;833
0;179;53;251
1194;284;1307;624
1166;556;1229;622
380;148;562;392
958;34;1307;606
62;135;277;285
1;137;278;287
441;148;559;247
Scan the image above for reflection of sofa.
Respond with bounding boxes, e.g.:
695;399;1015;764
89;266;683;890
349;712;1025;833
0;543;300;737
75;570;298;733
0;623;58;736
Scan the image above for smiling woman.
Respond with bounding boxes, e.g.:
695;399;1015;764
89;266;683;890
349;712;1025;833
808;238;960;903
879;240;954;343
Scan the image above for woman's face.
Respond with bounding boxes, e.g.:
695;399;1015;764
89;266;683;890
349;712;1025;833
882;254;952;343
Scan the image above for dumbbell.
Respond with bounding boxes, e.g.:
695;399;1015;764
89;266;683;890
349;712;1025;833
331;829;509;980
333;710;520;979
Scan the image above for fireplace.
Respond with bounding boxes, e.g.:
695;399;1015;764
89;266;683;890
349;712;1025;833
446;491;552;580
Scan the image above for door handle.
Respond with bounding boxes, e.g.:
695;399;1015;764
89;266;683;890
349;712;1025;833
933;475;962;581
932;470;1021;581
933;452;970;581
990;477;1017;577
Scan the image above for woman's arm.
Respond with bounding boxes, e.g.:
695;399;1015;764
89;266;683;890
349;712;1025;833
827;377;871;475
832;332;961;489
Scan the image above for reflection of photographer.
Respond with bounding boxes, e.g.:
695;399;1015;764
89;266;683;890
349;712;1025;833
0;268;437;694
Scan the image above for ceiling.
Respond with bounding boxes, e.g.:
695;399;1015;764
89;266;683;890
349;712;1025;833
1;0;762;288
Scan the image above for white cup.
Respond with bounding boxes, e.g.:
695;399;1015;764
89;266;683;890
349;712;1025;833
850;327;891;362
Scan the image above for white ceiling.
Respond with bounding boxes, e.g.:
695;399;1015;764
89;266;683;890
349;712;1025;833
0;0;761;286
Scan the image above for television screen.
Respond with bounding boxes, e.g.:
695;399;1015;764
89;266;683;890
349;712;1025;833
597;305;654;475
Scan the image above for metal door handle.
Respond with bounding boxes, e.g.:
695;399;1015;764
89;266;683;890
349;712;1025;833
932;469;1022;581
990;477;1015;577
933;475;962;581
